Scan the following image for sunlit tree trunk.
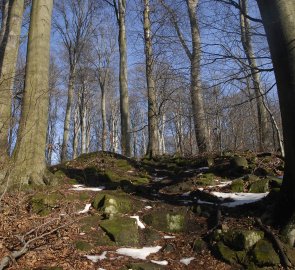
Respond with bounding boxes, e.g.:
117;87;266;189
143;0;159;158
0;0;24;157
11;0;53;185
257;0;295;240
73;104;80;159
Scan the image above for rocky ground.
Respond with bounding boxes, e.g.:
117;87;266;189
0;151;294;270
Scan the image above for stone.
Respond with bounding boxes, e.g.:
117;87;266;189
215;242;246;265
75;240;93;251
243;174;260;182
30;192;63;216
266;176;283;188
92;192;134;216
192;238;207;254
251;240;280;267
230;156;248;171
223;230;264;251
249;180;269;193
100;216;139;246
140;228;161;245
231;179;244;192
143;208;187;233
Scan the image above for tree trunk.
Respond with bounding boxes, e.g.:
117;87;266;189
143;0;159;158
10;0;53;185
0;0;9;51
240;0;269;152
117;0;131;156
186;0;210;153
100;83;107;151
0;0;24;157
73;104;80;159
61;67;75;161
257;0;295;239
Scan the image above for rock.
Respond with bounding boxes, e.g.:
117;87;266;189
195;173;216;186
124;262;165;270
143;208;191;233
140;228;161;246
100;216;139;246
75;240;93;251
92;191;134;216
243;174;260;182
30;192;63;216
230;156;248;172
266;176;283;188
231;179;244;192
223;230;264;251
249;180;269;193
192;238;207;254
215;242;246;265
251;240;280;267
162;243;175;253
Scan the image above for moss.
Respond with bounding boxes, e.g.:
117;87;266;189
75;240;93;251
30;192;63;216
249;180;269;193
215;242;239;264
79;215;102;233
100;216;139;246
195;173;216;186
231;179;245;192
116;159;133;171
251;240;280;267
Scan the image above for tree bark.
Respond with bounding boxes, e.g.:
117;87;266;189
117;0;131;156
0;0;24;157
0;0;9;51
256;0;295;236
240;0;269;152
101;82;107;151
143;0;159;158
11;0;53;185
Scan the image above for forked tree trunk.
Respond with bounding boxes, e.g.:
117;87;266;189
240;0;269;152
10;0;53;185
0;0;24;157
143;0;159;158
257;0;295;243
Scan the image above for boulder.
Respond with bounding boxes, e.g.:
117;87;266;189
192;238;207;254
230;156;248;172
251;240;280;267
215;242;246;265
249;180;269;193
223;230;264;251
231;179;244;192
100;216;139;246
30;192;63;216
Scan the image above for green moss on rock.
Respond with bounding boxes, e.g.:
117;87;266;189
251;240;280;267
30;192;63;216
249;180;269;193
75;240;93;251
231;179;245;192
216;242;246;265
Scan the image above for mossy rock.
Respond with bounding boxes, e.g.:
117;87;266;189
251;240;280;267
75;240;93;251
223;230;264;251
192;238;207;253
116;159;133;171
140;227;162;245
266;176;283;189
215;242;246;265
230;156;248;171
143;208;191;233
231;179;245;192
92;191;135;216
249;180;269;193
243;174;260;183
79;215;102;233
195;173;216;186
30;192;64;216
100;216;139;246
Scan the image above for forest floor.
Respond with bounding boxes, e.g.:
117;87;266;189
0;151;292;270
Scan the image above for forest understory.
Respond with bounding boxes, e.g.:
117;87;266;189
0;151;293;270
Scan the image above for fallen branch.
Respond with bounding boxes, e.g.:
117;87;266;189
0;218;77;270
255;218;292;269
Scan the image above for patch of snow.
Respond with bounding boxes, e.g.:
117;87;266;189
181;191;191;197
211;192;269;207
70;185;105;192
78;203;91;214
79;232;86;235
85;251;107;262
153;177;165;182
163;235;175;239
98;268;106;270
130;216;145;229
197;200;214;205
278;175;283;179
207;181;232;189
127;170;134;173
116;246;162;260
151;260;168;265
198;167;209;172
198;188;204;191
180;257;195;265
145;206;152;209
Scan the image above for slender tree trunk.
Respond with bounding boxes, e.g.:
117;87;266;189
100;83;107;151
240;0;269;152
10;0;53;185
0;0;24;157
0;0;9;51
143;0;159;158
117;0;131;156
186;0;210;153
257;0;295;239
73;104;79;159
61;67;75;161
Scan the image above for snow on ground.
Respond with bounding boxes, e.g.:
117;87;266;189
77;203;91;214
180;257;195;265
85;251;107;262
151;260;168;265
116;246;162;260
145;205;152;209
211;192;269;207
206;181;232;189
130;216;145;229
163;235;175;239
70;184;105;192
